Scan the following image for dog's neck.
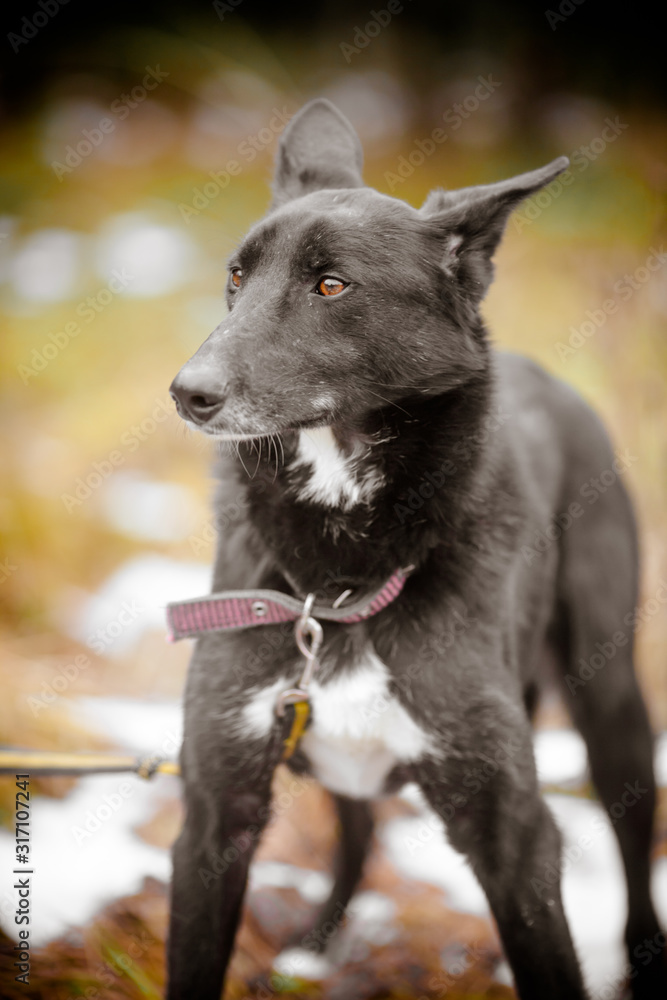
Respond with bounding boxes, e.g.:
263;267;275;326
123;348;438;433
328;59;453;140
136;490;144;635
237;369;496;599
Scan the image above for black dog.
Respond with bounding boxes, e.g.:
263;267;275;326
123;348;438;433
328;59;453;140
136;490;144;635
167;98;665;999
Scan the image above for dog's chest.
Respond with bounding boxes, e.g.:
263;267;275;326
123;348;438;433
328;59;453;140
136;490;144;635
241;650;431;799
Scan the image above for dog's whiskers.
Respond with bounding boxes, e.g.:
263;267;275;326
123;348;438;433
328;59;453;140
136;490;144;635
252;437;263;478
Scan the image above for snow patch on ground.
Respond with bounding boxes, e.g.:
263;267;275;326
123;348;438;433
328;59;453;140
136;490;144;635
100;473;198;542
534;727;589;785
72;696;182;756
67;554;210;656
250;861;332;904
0;771;174;946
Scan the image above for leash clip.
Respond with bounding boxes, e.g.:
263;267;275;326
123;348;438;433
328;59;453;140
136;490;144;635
275;594;323;760
294;593;323;683
275;593;323;718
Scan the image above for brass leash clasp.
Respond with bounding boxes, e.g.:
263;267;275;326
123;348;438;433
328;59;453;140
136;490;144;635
275;594;323;759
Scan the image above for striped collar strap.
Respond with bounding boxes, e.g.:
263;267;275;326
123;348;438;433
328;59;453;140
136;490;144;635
166;567;411;642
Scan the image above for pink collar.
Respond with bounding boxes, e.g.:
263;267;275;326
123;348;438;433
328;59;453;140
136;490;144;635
166;567;412;642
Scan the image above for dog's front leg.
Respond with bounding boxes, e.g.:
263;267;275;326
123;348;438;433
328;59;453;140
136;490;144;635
167;742;275;1000
420;710;589;1000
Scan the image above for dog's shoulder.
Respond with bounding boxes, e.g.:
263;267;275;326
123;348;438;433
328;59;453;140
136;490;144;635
496;350;617;462
492;350;622;533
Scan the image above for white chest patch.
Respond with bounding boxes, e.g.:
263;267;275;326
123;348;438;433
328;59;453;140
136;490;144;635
292;427;383;509
240;650;434;799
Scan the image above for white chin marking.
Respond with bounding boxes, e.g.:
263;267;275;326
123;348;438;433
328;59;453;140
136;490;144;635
293;427;383;509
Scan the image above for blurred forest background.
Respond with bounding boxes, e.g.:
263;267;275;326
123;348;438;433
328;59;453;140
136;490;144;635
0;1;665;997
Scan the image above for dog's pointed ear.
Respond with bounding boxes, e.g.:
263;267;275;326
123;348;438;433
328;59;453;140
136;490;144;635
272;98;364;206
420;157;570;300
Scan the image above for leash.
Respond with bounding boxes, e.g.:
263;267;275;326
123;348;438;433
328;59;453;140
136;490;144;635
0;749;179;778
168;566;413;761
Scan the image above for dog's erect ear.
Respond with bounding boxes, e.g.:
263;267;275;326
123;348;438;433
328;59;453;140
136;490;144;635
272;98;364;206
420;157;569;300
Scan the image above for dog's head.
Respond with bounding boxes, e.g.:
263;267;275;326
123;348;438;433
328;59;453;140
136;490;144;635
170;99;568;440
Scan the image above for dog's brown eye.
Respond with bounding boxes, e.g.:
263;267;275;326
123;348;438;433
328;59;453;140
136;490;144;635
316;276;346;296
230;268;242;288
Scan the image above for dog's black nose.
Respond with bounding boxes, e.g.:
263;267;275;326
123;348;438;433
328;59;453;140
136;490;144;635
169;369;225;424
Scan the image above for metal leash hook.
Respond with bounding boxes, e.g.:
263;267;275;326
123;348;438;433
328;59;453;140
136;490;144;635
275;594;323;760
294;593;324;688
275;593;323;718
